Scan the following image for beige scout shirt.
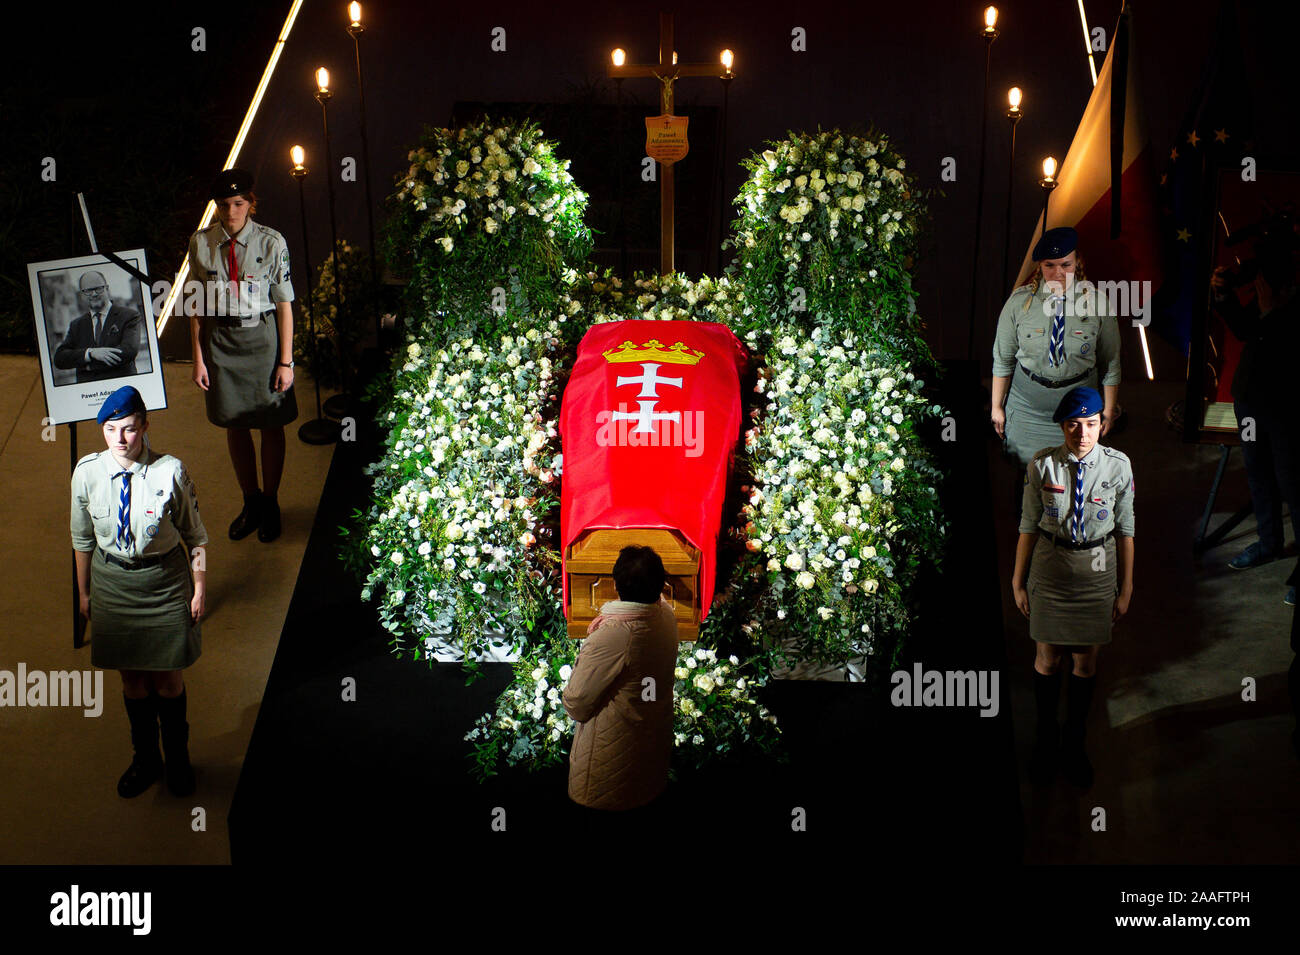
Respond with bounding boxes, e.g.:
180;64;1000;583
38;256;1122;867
992;282;1121;386
1020;444;1135;539
188;219;294;325
71;450;209;559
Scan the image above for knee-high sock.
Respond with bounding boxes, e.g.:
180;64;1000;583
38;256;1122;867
1063;673;1096;743
1033;670;1061;736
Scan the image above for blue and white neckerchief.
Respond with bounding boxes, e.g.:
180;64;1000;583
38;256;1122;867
1048;294;1066;368
1071;460;1086;543
115;470;134;552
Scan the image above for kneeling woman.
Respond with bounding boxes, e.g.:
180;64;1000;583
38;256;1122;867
71;386;208;798
1011;386;1134;788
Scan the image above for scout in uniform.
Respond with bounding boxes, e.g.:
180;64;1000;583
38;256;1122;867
1011;387;1135;788
71;386;209;798
189;167;297;543
991;227;1122;469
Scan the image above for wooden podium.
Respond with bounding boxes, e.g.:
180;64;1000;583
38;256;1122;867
565;528;700;639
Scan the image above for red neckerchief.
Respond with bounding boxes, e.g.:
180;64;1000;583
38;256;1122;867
227;234;239;308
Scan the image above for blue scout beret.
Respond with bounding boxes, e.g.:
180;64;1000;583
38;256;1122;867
96;385;146;424
1033;226;1078;261
1053;386;1103;423
210;167;255;200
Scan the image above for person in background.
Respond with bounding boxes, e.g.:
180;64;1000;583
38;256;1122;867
563;545;679;827
189;167;297;544
991;227;1121;495
71;386;208;798
1211;226;1300;605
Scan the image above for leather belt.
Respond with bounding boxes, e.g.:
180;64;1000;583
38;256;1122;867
1019;363;1090;389
1040;530;1109;551
213;309;275;327
101;544;181;570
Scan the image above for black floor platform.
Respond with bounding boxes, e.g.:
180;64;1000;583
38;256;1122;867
229;357;1019;861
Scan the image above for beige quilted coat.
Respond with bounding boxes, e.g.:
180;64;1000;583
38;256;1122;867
563;598;679;809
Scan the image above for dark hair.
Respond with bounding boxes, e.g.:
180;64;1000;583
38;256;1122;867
612;545;667;604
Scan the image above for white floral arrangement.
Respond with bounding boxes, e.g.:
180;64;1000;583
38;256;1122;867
393;121;587;252
734;128;916;272
354;121;949;779
731;129;930;363
384;118;592;343
466;641;781;779
736;323;947;664
551;269;754;335
356;320;571;661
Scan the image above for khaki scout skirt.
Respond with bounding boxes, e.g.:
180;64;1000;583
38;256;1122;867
1004;365;1099;467
90;545;201;670
1028;534;1117;646
202;312;298;429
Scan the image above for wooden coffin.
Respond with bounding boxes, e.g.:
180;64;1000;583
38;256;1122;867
565;527;700;640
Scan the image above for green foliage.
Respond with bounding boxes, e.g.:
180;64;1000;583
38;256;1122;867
383;118;592;345
296;239;382;389
729;128;935;370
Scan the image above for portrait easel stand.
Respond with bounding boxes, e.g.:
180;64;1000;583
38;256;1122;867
67;193;153;649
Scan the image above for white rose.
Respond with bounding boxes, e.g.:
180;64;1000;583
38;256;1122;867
559;664;573;681
796;571;816;589
693;674;715;693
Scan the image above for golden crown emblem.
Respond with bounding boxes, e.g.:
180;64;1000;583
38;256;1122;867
601;339;705;365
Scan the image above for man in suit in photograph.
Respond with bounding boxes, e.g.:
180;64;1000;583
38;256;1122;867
53;270;142;383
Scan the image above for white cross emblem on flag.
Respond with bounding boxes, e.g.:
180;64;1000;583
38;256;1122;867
611;362;683;433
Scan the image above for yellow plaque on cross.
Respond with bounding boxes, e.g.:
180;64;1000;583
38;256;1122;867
646;114;689;164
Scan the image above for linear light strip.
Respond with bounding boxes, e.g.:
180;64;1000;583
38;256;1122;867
1077;0;1099;87
156;0;306;337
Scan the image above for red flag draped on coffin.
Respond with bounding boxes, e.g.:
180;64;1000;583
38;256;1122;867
560;320;747;635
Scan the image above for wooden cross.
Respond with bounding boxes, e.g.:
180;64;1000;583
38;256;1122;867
608;12;733;274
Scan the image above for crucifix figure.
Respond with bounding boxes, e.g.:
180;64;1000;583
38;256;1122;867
608;12;735;274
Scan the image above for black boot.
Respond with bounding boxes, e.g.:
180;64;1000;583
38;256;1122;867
1061;673;1096;788
257;493;281;543
1028;670;1061;784
229;491;262;540
157;689;196;797
118;693;163;798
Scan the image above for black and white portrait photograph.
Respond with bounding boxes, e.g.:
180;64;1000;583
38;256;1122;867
28;251;165;423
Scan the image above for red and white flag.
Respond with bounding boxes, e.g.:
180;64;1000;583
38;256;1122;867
1015;2;1163;294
